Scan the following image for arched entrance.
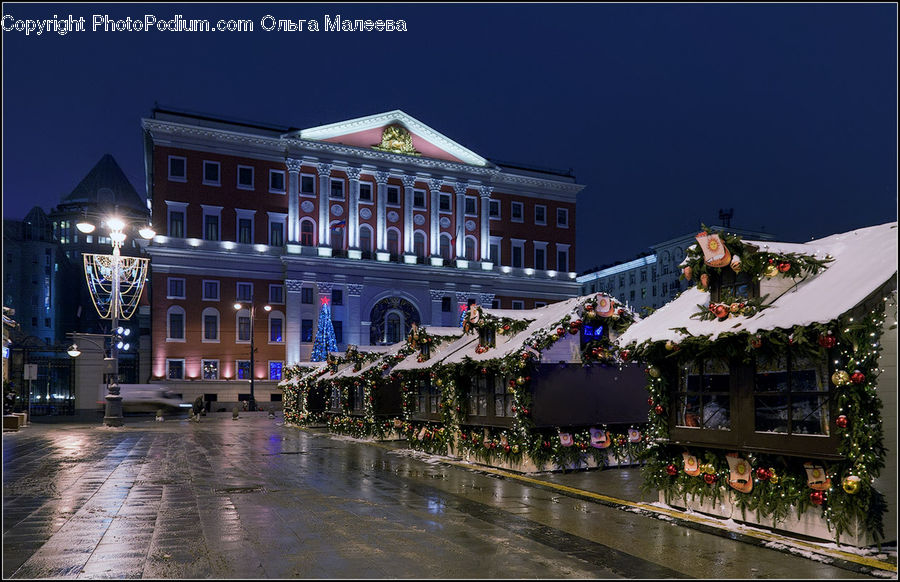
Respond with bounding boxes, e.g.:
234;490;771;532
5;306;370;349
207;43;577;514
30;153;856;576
369;297;420;345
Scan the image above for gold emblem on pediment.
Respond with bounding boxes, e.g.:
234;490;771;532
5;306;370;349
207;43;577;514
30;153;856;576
371;124;421;156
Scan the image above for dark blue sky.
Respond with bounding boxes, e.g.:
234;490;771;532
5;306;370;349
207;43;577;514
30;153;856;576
3;3;896;272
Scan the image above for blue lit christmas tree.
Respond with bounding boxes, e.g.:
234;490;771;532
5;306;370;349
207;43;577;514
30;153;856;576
311;298;338;361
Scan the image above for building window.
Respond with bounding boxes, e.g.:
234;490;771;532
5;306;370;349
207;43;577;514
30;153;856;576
236;360;251;380
441;297;451;312
465;196;477;216
301;174;316;195
557;245;570;272
511;240;524;268
440;234;453;260
464;236;476;261
204;213;220;241
168;156;186;182
269;314;284;343
332;289;343;306
387;229;400;256
237;282;253;301
300;220;315;246
387;186;400;206
439;193;452;212
167;278;185;299
269;219;284;246
333;320;343;344
301;319;313;342
413;189;426;209
203;161;221;186
269;284;284;305
237;165;254;189
534;205;547;225
330;178;344;200
202;308;219;342
557;207;569;228
511;201;524;223
168;208;185;238
269;169;286;194
167;307;185;341
301;287;313;304
534;245;546;271
414;232;427;258
489;239;500;265
489;199;500;219
202;360;219;380
359;182;373;202
269;361;284;381
359;225;373;253
640;269;647;283
167;359;185;379
237;312;251;342
238;217;253;244
511;300;525;310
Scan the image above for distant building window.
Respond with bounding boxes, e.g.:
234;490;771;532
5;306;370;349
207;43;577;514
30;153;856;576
168;156;186;181
168;209;185;238
203;280;219;301
203;161;221;186
511;202;524;222
441;297;451;312
535;205;547;225
359;182;373;202
238;217;253;244
439;193;452;212
301;287;313;304
167;278;185;299
237;282;253;301
557;207;569;228
387;186;400;206
204;214;220;241
301;174;316;195
167;360;185;379
270;316;283;343
167;308;185;340
512;300;525;310
301;319;313;342
237;314;251;342
489;199;500;219
300;220;315;246
237;166;254;189
269;284;284;304
330;178;344;200
333;320;343;344
203;311;219;341
269;220;284;247
269;169;286;193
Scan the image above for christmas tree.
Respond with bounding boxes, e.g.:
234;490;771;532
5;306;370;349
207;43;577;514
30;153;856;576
311;298;338;361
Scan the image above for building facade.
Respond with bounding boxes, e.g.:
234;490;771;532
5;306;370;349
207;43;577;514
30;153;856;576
579;225;776;314
143;107;583;405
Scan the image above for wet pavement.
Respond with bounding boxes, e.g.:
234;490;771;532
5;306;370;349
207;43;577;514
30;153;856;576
2;413;895;579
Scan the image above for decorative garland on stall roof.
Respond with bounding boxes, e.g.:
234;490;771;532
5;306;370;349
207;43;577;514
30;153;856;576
631;292;893;543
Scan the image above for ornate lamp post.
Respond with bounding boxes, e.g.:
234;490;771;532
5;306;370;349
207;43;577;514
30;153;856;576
77;214;153;426
233;298;270;411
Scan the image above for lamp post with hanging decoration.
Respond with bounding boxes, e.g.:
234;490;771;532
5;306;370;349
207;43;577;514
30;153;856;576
78;214;154;426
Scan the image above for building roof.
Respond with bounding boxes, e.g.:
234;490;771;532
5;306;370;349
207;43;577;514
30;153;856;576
59;154;145;212
618;221;898;346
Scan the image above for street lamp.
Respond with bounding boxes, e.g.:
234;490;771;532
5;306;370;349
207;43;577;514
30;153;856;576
80;214;154;426
233;299;271;411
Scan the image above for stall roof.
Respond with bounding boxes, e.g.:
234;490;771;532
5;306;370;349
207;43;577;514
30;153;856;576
277;361;328;387
392;332;479;371
620;222;898;346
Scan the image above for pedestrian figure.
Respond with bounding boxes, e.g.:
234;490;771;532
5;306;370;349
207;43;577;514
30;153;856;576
156;409;165;422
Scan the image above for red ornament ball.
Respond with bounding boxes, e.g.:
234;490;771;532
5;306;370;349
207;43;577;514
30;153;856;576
647;397;654;406
481;367;488;375
836;415;849;429
850;370;865;384
666;464;678;476
654;404;664;415
818;334;837;349
809;491;826;506
778;262;791;273
556;327;566;336
621;350;630;361
703;473;717;485
756;467;770;481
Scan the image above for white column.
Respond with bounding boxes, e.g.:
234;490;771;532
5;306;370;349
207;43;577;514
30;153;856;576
346;167;361;249
479;185;492;262
285;279;303;364
429;290;443;326
454;182;467;258
429;178;442;256
375;171;389;251
286;158;302;243
347;283;363;346
317;163;332;247
402;174;417;255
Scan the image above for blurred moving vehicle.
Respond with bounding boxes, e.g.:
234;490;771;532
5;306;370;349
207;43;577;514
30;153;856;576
97;384;192;414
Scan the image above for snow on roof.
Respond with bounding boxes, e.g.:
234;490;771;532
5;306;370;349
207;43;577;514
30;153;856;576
443;297;586;364
277;361;327;387
392;332;479;371
619;222;898;346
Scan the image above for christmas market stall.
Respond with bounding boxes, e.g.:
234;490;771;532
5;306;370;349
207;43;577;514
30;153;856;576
427;294;648;472
618;221;898;547
279;361;330;426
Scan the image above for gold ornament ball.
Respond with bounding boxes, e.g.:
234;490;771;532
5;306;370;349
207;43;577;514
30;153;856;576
701;463;716;475
842;475;861;495
435;378;443;387
831;370;850;386
665;340;676;351
648;366;661;378
516;376;525;385
769;469;779;484
764;264;779;278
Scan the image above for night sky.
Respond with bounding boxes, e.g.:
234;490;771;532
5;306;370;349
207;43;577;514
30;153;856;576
2;3;896;273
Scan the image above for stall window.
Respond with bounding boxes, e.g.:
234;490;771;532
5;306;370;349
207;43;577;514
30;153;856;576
754;352;829;436
676;359;730;430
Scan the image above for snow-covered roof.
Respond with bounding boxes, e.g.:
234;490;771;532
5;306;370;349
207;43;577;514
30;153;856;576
392;332;479;371
442;297;585;364
620;222;898;346
277;361;327;387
